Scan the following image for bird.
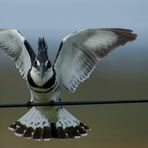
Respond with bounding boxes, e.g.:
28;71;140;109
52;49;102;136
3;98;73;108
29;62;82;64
0;28;137;140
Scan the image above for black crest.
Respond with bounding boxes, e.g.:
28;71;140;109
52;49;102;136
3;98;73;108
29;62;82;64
37;38;49;63
38;38;48;51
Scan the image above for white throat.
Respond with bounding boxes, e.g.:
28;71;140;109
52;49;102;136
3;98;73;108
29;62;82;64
30;67;53;86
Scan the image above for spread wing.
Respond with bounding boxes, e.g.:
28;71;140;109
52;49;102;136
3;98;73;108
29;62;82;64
54;28;137;92
0;29;36;79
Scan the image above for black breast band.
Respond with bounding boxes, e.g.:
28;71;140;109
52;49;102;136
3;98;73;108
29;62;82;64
27;68;56;89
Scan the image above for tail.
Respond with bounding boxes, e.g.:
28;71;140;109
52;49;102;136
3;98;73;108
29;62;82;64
8;107;90;140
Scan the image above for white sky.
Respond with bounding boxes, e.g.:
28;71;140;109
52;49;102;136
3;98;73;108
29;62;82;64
0;0;147;35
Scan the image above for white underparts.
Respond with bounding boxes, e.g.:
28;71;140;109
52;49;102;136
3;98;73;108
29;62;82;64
30;67;53;87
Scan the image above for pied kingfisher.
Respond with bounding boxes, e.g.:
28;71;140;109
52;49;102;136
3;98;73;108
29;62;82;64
0;28;137;140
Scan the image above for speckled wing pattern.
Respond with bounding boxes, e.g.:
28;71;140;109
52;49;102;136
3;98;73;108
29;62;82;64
54;28;137;92
0;29;35;79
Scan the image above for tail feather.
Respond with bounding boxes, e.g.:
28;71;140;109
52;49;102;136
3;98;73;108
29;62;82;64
24;127;34;138
8;107;90;140
42;126;51;140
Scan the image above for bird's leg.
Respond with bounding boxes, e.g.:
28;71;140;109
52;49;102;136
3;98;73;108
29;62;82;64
50;89;62;108
26;100;33;108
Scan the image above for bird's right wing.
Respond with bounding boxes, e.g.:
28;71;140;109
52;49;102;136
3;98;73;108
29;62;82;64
0;29;36;79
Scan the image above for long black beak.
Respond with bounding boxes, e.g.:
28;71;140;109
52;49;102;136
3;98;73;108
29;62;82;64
40;64;46;79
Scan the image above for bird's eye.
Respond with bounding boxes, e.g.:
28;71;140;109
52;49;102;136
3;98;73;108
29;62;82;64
34;60;40;67
34;61;37;67
45;60;51;68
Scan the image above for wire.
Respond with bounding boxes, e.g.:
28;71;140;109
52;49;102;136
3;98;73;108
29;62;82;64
0;99;148;108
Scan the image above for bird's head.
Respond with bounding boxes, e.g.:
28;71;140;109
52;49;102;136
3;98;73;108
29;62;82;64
32;38;51;78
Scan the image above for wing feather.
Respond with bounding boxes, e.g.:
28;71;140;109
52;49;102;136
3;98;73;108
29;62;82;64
0;29;36;79
54;28;137;92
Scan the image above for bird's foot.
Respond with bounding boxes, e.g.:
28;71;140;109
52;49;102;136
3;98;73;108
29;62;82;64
26;101;33;109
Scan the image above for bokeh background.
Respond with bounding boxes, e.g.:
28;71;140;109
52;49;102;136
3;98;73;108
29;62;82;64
0;0;148;148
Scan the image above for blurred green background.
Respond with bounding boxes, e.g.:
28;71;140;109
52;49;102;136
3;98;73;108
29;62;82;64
0;0;148;147
0;43;148;148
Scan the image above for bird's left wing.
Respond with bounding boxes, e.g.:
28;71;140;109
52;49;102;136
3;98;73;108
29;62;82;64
0;29;36;79
54;28;137;92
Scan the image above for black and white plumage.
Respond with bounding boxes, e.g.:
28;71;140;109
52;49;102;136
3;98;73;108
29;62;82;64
0;28;137;140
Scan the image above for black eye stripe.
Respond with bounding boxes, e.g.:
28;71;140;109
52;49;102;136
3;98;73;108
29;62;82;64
33;59;51;68
34;61;38;67
47;61;51;67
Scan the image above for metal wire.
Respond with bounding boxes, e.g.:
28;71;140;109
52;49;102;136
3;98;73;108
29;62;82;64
0;99;148;108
